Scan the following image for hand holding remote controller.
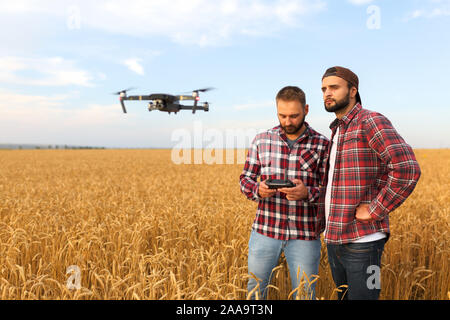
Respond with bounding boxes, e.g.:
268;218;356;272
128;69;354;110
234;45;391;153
265;166;295;189
278;179;309;201
258;180;278;198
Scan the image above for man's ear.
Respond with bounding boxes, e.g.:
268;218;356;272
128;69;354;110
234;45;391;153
304;104;309;116
350;86;358;99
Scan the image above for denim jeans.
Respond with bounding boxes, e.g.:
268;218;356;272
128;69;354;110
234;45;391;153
326;238;386;300
247;230;321;300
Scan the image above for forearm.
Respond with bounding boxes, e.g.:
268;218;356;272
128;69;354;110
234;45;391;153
369;157;421;220
239;174;260;202
239;137;262;202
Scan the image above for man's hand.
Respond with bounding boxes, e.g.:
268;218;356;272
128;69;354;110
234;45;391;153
355;203;373;222
258;180;277;198
278;179;308;201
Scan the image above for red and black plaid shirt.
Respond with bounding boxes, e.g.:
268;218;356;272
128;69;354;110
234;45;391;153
239;123;329;240
320;104;421;244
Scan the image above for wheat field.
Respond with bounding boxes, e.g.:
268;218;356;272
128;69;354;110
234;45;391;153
0;148;448;300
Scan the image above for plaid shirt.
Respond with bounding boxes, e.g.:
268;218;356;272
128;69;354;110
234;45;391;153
239;123;329;240
320;103;421;244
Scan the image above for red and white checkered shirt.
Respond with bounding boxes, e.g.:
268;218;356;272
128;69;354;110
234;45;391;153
320;104;421;244
239;123;329;240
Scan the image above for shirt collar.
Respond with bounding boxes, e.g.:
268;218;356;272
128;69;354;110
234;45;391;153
329;103;362;130
275;122;311;142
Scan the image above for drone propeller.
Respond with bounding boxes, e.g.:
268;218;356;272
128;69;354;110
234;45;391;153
182;87;216;95
112;87;136;95
193;87;215;93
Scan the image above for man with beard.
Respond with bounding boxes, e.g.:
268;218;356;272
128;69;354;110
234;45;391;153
320;66;421;299
240;86;329;299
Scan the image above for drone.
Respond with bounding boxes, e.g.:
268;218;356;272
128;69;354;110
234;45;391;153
113;87;214;114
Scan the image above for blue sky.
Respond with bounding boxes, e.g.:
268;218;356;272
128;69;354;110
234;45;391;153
0;0;449;148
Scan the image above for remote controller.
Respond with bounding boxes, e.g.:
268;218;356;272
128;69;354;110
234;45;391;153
265;178;296;189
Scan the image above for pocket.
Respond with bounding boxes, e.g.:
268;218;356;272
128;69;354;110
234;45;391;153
298;149;319;172
343;137;360;143
343;131;361;144
343;244;373;254
343;239;385;254
341;243;374;268
342;132;362;153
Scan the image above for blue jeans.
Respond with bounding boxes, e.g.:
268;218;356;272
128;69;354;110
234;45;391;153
247;230;321;300
326;239;385;300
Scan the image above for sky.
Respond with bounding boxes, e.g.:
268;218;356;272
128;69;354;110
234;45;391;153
0;0;449;148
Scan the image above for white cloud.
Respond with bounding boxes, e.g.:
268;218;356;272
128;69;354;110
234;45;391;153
100;0;326;46
0;2;50;14
347;0;375;5
0;90;67;111
0;56;94;87
0;0;327;47
0;90;126;126
404;0;450;20
407;10;425;20
0;89;139;145
429;6;450;17
123;58;145;75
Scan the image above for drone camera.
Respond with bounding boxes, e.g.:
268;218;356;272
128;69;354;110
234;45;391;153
155;99;164;110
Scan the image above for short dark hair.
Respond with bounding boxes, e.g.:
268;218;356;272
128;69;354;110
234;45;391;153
276;86;306;107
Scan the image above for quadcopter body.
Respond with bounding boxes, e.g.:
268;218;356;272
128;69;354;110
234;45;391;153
114;88;213;114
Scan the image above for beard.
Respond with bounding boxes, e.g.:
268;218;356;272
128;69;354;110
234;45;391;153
324;91;350;113
280;114;306;135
